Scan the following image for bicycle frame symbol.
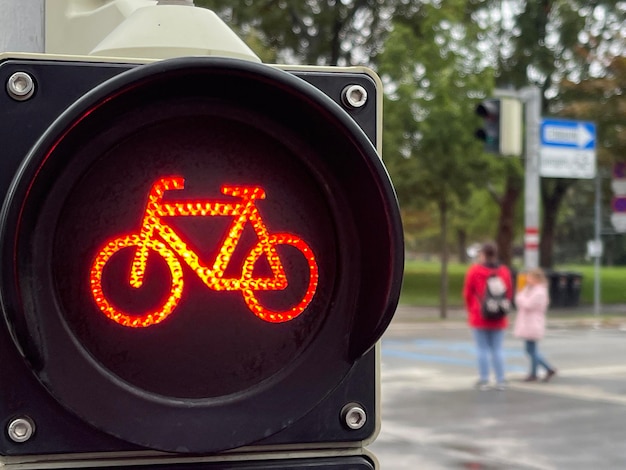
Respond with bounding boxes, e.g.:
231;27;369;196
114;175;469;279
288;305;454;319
89;177;319;328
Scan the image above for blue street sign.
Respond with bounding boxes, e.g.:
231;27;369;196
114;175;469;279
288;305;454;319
541;119;596;149
539;118;597;179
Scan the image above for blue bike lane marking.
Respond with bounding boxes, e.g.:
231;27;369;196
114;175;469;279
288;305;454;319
382;339;526;372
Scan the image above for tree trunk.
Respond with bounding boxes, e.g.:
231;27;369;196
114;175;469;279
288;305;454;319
540;179;572;268
496;173;523;266
457;228;468;264
439;197;449;319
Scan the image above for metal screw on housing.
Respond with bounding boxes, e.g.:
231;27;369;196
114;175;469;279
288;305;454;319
7;72;35;101
341;84;368;109
7;417;35;443
341;403;367;430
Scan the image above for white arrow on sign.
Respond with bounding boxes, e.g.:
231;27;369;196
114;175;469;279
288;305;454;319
542;122;594;148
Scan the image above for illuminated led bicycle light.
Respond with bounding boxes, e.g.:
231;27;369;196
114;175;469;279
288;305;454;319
89;177;319;327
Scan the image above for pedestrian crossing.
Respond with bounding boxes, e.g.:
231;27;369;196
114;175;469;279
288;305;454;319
380;338;626;405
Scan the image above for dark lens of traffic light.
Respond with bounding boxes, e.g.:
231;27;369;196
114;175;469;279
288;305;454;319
51;99;337;398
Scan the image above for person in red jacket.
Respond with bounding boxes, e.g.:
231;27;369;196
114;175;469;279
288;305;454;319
463;243;513;390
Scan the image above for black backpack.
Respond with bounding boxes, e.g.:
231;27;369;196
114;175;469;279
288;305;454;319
481;269;511;321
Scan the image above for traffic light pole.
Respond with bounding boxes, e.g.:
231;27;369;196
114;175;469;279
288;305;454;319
521;86;542;270
0;0;44;53
495;86;542;270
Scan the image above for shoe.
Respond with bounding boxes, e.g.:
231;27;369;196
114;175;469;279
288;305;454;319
495;382;507;391
474;380;490;391
543;369;557;382
523;375;538;382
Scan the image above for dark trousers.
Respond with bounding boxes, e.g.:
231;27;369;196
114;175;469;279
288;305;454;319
525;340;554;377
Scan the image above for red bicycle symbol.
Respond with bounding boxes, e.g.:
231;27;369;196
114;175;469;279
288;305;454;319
90;177;319;327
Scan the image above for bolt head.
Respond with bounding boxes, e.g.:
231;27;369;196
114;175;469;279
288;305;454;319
342;84;368;109
342;403;367;430
7;72;35;101
7;417;35;443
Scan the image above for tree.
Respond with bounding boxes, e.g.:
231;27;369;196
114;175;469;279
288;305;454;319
498;0;626;268
195;0;394;65
376;2;495;318
551;55;626;264
196;0;512;317
195;0;626;304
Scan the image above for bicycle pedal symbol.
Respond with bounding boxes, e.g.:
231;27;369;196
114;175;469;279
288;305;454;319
90;177;319;327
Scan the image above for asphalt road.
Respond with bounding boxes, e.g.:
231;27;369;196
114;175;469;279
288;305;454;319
368;308;626;469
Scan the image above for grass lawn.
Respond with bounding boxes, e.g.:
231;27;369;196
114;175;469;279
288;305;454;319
400;260;626;307
560;264;626;305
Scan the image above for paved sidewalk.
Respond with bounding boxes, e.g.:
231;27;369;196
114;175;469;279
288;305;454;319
375;308;626;469
392;303;626;329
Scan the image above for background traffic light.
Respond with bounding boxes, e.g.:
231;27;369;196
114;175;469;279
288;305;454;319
475;97;523;157
0;55;403;467
475;98;501;154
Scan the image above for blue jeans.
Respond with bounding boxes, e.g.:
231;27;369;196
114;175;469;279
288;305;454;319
525;340;553;377
473;328;505;384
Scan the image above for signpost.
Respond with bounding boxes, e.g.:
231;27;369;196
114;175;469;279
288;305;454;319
540;119;596;179
540;117;602;316
495;87;541;270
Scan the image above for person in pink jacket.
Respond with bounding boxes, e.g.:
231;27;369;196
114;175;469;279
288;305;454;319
514;268;557;382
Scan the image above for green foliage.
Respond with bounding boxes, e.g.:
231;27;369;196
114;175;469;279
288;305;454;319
195;0;626;266
454;190;500;240
551;56;626;265
377;12;493;204
376;4;507;253
557;56;626;165
560;264;626;305
487;0;626;267
195;0;392;65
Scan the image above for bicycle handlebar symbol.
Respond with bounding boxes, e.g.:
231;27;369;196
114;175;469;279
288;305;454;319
89;177;319;328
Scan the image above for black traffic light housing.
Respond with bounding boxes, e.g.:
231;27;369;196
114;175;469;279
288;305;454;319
475;97;523;157
475;98;501;154
0;55;402;466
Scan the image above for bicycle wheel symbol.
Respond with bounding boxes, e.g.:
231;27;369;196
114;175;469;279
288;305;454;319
90;235;184;328
240;233;318;322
